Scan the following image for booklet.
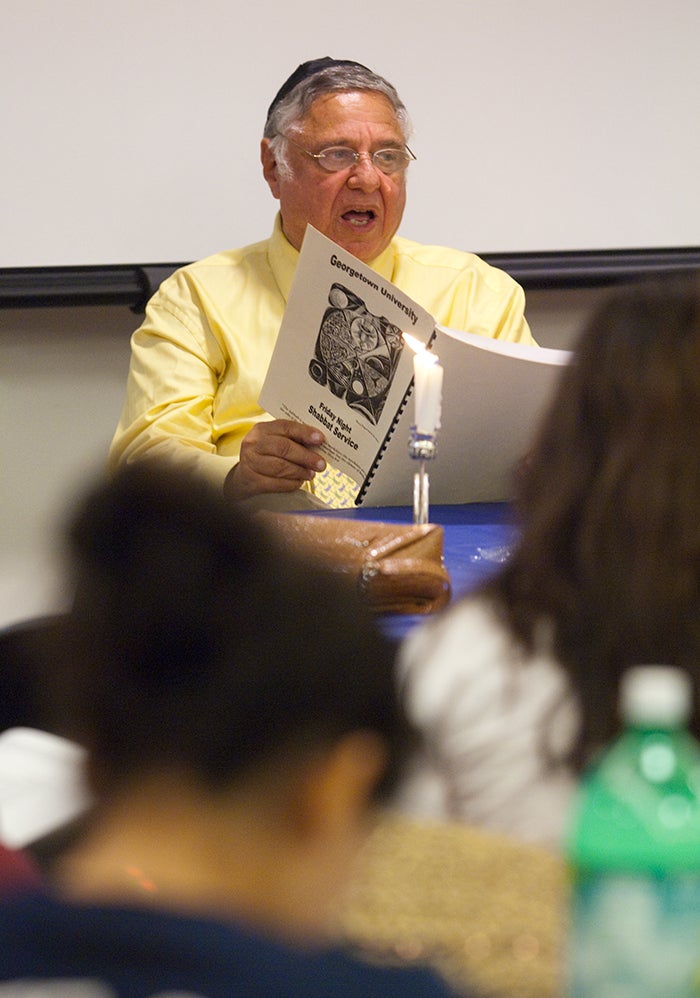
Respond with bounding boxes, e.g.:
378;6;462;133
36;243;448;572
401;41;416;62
259;226;571;507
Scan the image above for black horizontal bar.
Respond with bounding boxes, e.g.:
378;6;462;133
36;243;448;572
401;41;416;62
485;247;700;290
0;265;182;312
1;249;699;309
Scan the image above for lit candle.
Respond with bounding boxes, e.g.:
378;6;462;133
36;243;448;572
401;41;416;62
403;333;443;435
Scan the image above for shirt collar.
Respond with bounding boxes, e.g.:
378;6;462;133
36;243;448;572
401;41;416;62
267;213;398;301
366;242;396;282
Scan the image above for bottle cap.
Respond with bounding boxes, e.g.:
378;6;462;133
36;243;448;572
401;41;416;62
620;665;692;726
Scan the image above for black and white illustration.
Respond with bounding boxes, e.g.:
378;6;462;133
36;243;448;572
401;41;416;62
308;284;404;425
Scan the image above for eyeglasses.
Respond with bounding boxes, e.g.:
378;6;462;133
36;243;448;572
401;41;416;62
280;134;416;175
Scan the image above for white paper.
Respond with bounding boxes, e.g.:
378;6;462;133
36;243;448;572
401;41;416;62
361;325;570;505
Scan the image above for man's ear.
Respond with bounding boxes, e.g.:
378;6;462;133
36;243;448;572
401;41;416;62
261;138;281;199
295;732;388;841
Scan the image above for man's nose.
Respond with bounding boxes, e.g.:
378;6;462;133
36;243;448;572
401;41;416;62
347;152;382;192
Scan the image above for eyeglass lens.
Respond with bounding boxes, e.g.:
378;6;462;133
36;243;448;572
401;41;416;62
316;147;411;174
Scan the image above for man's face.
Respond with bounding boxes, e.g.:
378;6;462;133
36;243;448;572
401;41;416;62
261;90;408;263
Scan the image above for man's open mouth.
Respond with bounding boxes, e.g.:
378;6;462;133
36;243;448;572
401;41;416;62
342;209;376;226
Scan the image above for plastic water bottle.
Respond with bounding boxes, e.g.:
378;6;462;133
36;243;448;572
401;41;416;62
566;665;700;997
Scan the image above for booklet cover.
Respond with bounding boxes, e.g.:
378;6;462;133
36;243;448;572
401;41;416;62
259;225;436;490
259;226;571;507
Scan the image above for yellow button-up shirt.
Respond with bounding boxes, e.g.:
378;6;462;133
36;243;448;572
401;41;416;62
109;215;534;496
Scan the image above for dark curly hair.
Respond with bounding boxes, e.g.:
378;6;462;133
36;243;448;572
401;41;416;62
53;461;414;802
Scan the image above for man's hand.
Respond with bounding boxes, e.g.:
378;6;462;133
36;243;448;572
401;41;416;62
225;419;326;500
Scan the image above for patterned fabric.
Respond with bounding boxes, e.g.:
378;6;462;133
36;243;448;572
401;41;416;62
339;814;566;998
312;465;358;508
397;595;578;847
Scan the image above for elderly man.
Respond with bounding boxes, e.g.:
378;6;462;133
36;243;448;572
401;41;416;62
109;58;534;508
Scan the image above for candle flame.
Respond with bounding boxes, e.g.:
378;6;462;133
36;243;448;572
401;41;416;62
402;332;438;363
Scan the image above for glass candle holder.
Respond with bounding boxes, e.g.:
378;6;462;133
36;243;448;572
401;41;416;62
409;428;437;524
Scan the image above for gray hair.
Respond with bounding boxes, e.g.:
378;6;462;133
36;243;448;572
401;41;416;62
264;64;413;178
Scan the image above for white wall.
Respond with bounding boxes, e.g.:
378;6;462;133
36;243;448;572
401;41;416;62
2;0;699;267
0;305;132;625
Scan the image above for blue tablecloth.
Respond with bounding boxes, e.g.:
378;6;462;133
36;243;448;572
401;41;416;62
313;503;517;641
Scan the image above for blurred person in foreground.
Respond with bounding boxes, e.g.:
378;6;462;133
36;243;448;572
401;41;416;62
396;272;700;848
0;461;472;997
108;57;534;509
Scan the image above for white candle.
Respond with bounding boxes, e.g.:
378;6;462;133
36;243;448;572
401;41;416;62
403;334;442;435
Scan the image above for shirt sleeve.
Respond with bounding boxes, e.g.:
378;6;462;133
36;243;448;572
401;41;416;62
108;273;237;488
